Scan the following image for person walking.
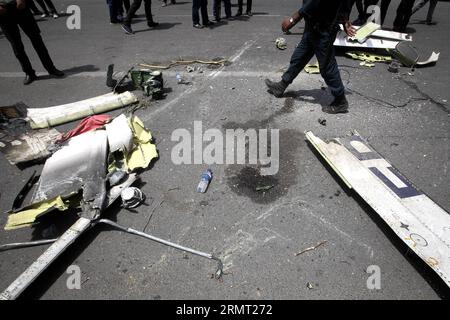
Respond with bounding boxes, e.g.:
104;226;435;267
265;0;356;114
0;0;64;85
411;0;438;25
121;0;159;34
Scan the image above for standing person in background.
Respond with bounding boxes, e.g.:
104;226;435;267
236;0;252;16
35;0;58;18
393;0;415;32
0;0;64;85
213;0;231;22
411;0;438;25
192;0;214;29
352;0;378;25
121;0;159;34
107;0;128;24
351;0;392;26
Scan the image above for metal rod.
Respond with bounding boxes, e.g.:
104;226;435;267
0;239;57;252
97;219;223;278
0;217;92;300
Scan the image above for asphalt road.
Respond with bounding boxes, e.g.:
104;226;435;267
0;0;449;300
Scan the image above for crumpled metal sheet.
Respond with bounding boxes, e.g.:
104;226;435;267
31;130;109;219
105;114;133;153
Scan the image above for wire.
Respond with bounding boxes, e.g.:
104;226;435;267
340;66;429;109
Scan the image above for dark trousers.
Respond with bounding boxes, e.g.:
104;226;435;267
107;0;129;22
237;0;252;13
213;0;231;19
393;0;415;32
354;0;391;25
412;0;438;22
380;0;391;25
27;0;42;15
124;0;154;25
192;0;209;25
282;24;345;98
35;0;57;15
356;0;378;21
122;0;130;12
0;8;56;75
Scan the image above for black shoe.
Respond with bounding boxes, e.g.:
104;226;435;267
48;68;65;77
203;21;215;27
235;11;242;17
193;23;203;29
23;74;37;85
246;11;252;16
213;16;221;22
322;95;349;114
265;79;288;98
121;24;134;34
147;21;159;28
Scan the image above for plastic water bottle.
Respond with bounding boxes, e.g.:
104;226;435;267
176;73;182;84
197;169;212;193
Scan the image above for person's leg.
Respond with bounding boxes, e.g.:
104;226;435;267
0;13;36;78
192;0;201;25
356;0;364;19
411;0;428;15
380;0;391;25
281;34;315;85
236;0;243;15
108;0;119;23
393;0;407;31
212;0;220;20
35;0;50;15
43;0;57;14
19;8;60;74
200;0;209;25
314;31;345;99
224;0;231;18
400;0;415;31
426;0;437;23
124;0;142;25
123;0;131;11
144;0;158;25
27;0;43;15
314;30;347;113
265;30;314;98
246;0;252;14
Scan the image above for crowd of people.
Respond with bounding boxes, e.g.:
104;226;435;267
106;0;253;34
352;0;438;32
0;0;441;88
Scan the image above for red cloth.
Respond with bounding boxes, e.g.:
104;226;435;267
57;115;111;143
